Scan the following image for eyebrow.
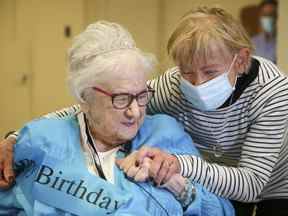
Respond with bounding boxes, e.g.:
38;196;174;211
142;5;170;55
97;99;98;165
200;64;222;70
111;87;148;95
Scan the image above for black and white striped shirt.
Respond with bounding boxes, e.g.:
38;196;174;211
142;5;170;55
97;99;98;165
146;56;288;202
22;56;288;202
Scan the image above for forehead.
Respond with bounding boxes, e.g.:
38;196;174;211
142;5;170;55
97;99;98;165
105;62;148;91
187;42;232;71
261;4;277;15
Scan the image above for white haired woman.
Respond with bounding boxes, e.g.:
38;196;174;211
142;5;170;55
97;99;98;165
2;6;287;216
0;21;234;215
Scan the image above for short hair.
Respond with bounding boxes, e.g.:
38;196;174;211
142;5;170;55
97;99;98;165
67;21;156;102
259;0;278;8
167;6;253;71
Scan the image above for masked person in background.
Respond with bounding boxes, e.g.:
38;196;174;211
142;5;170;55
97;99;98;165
251;0;277;63
0;21;234;216
1;5;288;216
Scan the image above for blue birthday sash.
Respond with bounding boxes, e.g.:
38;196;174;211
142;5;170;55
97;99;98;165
14;144;132;216
33;156;131;215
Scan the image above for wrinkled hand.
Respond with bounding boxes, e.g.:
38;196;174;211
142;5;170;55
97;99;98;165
0;137;16;188
117;151;153;182
160;173;186;197
116;146;181;185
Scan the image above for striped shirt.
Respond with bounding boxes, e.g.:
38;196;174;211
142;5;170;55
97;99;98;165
15;56;288;202
146;56;288;202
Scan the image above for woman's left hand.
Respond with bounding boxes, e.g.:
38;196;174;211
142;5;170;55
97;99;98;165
116;146;181;185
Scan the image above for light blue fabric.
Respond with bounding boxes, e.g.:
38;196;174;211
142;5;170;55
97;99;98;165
0;114;234;216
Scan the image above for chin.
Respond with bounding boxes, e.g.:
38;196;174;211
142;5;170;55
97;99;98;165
119;128;139;142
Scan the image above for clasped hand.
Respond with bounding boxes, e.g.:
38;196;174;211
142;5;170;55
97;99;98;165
116;146;181;186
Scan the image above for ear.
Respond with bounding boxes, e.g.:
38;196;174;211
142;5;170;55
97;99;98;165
234;48;251;74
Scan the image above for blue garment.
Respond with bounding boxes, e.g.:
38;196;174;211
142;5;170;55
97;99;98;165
251;32;276;63
0;114;234;216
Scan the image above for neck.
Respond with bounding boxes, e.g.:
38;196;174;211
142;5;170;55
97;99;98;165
87;123;122;153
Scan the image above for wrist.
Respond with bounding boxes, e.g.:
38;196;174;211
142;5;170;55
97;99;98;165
176;179;196;208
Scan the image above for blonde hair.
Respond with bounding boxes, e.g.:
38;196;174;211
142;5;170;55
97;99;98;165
167;6;253;71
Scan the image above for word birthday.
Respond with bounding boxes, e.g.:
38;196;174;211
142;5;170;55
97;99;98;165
35;165;121;214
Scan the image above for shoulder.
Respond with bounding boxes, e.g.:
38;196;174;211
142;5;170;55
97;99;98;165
133;114;197;154
134;114;185;145
142;114;183;132
249;58;288;110
164;66;182;83
149;67;181;86
253;56;287;85
22;117;78;134
17;117;79;154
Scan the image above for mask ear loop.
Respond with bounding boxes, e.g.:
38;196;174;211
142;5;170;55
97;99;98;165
228;54;239;89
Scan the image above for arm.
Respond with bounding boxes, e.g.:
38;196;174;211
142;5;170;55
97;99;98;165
177;81;288;202
0;136;16;188
118;115;235;215
0;104;80;188
0;125;36;213
127;73;288;202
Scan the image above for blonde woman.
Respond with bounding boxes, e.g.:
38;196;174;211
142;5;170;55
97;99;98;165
1;6;288;216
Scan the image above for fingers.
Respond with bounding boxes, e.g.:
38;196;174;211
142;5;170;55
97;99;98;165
3;154;15;183
136;147;157;164
0;162;11;189
0;138;16;188
134;157;151;182
163;159;181;183
116;147;181;186
149;152;164;181
126;165;140;178
150;153;181;186
117;151;152;182
153;159;169;186
116;151;138;173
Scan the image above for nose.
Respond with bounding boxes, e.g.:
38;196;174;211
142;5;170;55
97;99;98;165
184;74;206;86
126;99;141;119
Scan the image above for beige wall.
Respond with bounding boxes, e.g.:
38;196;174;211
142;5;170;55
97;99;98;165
278;0;288;74
0;0;279;135
84;0;260;73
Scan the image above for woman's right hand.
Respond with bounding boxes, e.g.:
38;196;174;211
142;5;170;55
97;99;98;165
0;137;16;188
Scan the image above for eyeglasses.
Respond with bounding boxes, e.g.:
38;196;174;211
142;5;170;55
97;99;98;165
92;86;155;109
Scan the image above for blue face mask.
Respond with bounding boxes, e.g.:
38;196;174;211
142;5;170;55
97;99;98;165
260;16;275;34
180;55;237;111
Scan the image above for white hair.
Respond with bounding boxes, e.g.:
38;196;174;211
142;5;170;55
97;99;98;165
67;21;156;102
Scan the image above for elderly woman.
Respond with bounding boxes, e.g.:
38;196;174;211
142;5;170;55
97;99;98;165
0;21;234;215
2;6;287;216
